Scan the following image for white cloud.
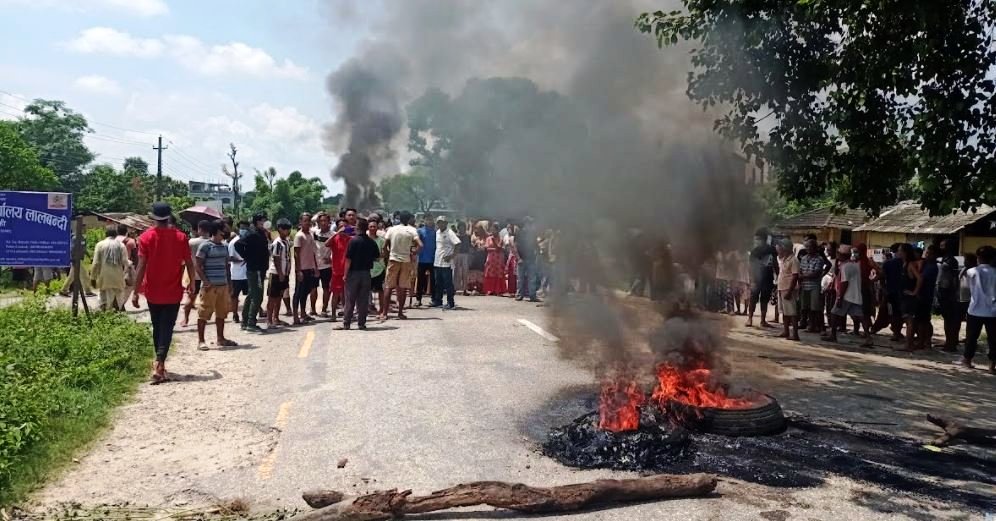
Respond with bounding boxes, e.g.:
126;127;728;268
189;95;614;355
164;36;308;79
66;27;164;57
0;0;168;17
73;74;122;95
65;27;308;79
249;103;321;144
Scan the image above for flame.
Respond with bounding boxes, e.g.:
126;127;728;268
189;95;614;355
598;378;645;432
651;363;756;409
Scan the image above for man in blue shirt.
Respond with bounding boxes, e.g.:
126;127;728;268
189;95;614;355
415;214;437;306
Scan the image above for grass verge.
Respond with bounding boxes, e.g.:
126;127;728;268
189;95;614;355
0;295;151;506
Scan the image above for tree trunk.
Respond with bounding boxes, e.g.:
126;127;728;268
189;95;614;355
293;473;717;521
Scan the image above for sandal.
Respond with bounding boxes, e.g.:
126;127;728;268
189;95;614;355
218;339;238;347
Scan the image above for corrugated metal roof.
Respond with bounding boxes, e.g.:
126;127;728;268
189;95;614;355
853;202;996;234
773;207;870;230
85;211;155;231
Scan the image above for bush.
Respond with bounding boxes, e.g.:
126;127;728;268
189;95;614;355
0;297;151;505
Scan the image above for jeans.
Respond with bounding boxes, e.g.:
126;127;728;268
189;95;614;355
415;262;434;301
148;303;180;362
964;314;996;362
293;271;318;311
939;293;963;347
517;261;538;300
243;270;264;327
432;266;455;307
342;270;372;327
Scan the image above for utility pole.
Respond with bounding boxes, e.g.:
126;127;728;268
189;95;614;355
153;135;167;201
223;143;242;218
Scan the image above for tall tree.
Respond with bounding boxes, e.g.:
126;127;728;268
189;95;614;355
245;168;326;221
123;156;149;176
76;163;148;213
378;168;444;213
17;99;95;194
637;1;996;214
0;121;58;191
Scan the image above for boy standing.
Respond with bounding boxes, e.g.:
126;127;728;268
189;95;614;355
266;219;293;328
195;221;236;350
776;239;801;341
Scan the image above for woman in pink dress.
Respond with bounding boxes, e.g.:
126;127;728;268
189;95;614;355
482;224;506;296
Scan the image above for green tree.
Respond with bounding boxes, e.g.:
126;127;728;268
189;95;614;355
637;1;996;215
76;164;149;213
17;100;95;194
123;157;149;176
378;168;444;213
245;168;326;221
0;121;58;191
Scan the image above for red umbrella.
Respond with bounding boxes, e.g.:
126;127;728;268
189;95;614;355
179;205;224;226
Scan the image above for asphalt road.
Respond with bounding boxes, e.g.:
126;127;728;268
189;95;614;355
34;295;995;520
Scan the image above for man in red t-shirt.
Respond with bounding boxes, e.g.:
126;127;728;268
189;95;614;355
325;218;352;321
131;203;196;384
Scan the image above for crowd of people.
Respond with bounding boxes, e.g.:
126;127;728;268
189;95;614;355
85;202;554;384
701;229;996;374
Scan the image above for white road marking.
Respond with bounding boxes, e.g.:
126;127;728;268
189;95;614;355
517;319;559;342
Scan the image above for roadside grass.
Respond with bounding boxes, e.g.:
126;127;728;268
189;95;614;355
0;295;151;506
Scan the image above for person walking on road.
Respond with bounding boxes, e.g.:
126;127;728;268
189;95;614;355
962;246;995;372
91;224;129;311
132;202;196;384
382;211;422;320
116;224;138;311
338;218;381;330
182;220;211;327
195;220;236;350
432;215;461;309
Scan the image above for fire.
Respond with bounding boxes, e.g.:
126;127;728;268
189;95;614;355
652;363;756;410
598;378;645;432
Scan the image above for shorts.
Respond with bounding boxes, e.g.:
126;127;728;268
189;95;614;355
230;279;248;298
268;274;289;298
371;272;385;292
385;260;413;290
778;290;798;316
901;295;919;320
799;287;822;313
319;267;332;291
750;282;773;305
191;279;202;295
197;284;229;320
833;300;864;318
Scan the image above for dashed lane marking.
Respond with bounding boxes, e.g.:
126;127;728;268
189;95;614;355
517;318;559;342
298;330;316;359
257;400;292;481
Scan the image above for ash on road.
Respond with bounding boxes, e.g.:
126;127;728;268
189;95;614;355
31;297;996;520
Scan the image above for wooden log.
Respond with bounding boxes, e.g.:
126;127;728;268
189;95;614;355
293;473;717;521
302;490;347;509
926;414;996;447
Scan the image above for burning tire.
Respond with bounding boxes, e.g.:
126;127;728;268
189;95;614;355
666;395;787;436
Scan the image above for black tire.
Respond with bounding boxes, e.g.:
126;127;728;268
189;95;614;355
668;396;787;436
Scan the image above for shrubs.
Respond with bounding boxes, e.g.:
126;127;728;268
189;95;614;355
0;296;151;504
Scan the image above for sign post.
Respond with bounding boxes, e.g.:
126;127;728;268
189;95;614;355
0;191;89;318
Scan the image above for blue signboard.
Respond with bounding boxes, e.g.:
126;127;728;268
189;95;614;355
0;191;73;267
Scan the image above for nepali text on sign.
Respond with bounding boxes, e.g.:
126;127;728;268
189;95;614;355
0;191;73;267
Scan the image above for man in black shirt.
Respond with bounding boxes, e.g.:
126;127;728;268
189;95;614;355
514;217;540;302
746;229;778;328
236;212;270;332
337;217;381;330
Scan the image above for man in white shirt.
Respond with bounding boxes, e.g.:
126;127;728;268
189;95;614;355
963;246;996;372
382;211;423;320
431;215;461;309
827;245;873;347
228;220;249;324
313;212;334;316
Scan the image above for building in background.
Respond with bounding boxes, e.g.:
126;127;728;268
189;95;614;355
187;181;233;212
854;202;996;254
772;207;870;245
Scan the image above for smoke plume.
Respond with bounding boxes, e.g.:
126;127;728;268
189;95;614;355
323;0;759;385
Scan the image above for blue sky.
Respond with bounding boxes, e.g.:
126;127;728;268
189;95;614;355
0;0;371;194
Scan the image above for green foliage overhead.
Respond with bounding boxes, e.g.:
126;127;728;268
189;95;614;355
75;157;192;214
16;100;95;194
0;297;151;504
0;121;58;191
637;1;996;215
